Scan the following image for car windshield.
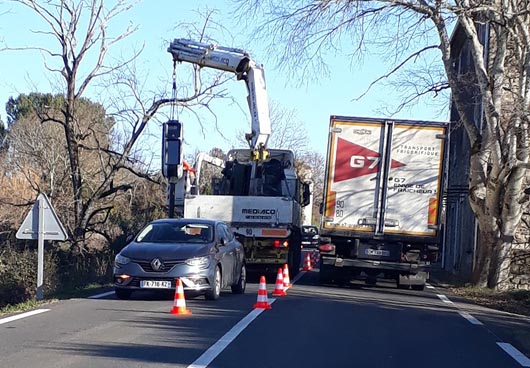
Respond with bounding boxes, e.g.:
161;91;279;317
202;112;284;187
136;223;214;243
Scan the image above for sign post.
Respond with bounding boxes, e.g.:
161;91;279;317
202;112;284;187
16;193;68;300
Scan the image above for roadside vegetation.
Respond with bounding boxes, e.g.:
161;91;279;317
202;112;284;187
449;287;530;318
0;282;110;317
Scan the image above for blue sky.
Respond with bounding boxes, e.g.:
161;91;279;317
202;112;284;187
0;1;449;161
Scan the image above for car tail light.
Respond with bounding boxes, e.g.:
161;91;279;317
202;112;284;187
318;244;335;252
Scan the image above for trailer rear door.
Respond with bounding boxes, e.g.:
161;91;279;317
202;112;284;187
322;117;446;237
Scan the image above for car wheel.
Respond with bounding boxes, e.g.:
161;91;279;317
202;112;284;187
231;264;246;294
115;288;132;300
205;266;221;300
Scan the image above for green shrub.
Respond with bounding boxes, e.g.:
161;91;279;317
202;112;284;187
0;246;59;308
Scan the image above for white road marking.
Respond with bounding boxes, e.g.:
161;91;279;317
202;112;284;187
292;270;305;284
437;294;454;304
458;311;483;325
187;298;277;368
497;343;530;367
88;291;115;299
426;284;435;289
0;309;50;325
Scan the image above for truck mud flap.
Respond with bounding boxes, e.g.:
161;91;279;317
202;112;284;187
398;272;428;290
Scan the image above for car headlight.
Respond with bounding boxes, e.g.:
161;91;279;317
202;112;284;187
185;256;210;267
312;235;319;240
115;254;130;265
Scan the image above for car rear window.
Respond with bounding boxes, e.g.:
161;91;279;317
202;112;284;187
302;226;318;234
136;223;213;243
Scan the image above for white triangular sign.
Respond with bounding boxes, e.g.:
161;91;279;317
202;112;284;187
16;194;68;241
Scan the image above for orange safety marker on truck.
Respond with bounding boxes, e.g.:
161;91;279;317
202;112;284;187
428;197;438;226
324;191;336;220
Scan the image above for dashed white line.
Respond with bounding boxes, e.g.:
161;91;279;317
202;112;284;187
458;311;483;325
437;294;454;304
497;343;530;367
0;308;50;325
88;291;115;299
426;285;435;289
434;291;530;366
187;298;277;368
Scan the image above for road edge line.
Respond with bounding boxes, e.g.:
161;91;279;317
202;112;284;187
88;291;115;299
497;342;530;367
0;308;50;325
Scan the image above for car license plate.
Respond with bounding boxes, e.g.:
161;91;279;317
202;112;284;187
140;280;171;289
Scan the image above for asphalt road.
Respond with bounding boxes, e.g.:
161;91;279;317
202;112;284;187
1;253;530;368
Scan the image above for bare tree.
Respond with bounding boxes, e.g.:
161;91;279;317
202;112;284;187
1;1;235;251
235;0;530;289
235;101;309;153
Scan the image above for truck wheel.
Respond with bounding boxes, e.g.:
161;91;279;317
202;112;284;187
288;248;301;277
319;263;333;284
365;276;377;286
411;284;425;291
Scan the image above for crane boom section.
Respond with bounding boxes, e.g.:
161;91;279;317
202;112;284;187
168;39;271;151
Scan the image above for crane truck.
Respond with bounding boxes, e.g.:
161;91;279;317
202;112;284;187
167;39;310;275
319;116;447;290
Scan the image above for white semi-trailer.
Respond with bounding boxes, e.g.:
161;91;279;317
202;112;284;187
319;116;448;290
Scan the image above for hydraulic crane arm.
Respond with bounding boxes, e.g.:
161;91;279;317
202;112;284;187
168;39;271;156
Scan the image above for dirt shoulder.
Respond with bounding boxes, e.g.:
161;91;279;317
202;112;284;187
448;287;530;317
431;271;530;317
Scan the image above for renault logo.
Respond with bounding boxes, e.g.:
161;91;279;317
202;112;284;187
151;258;164;271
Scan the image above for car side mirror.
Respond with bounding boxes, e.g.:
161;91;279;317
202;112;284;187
219;238;227;246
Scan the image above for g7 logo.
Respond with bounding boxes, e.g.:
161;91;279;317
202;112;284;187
350;155;380;169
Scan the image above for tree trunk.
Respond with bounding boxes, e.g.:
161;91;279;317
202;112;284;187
472;225;513;290
472;230;492;287
489;239;512;290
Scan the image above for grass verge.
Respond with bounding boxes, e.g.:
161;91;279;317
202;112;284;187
0;283;112;317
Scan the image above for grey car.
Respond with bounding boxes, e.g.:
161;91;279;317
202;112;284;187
301;225;320;248
113;218;246;300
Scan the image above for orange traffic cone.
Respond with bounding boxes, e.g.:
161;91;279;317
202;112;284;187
311;250;319;267
170;278;192;315
283;264;292;289
303;253;313;271
272;268;287;296
253;275;272;309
